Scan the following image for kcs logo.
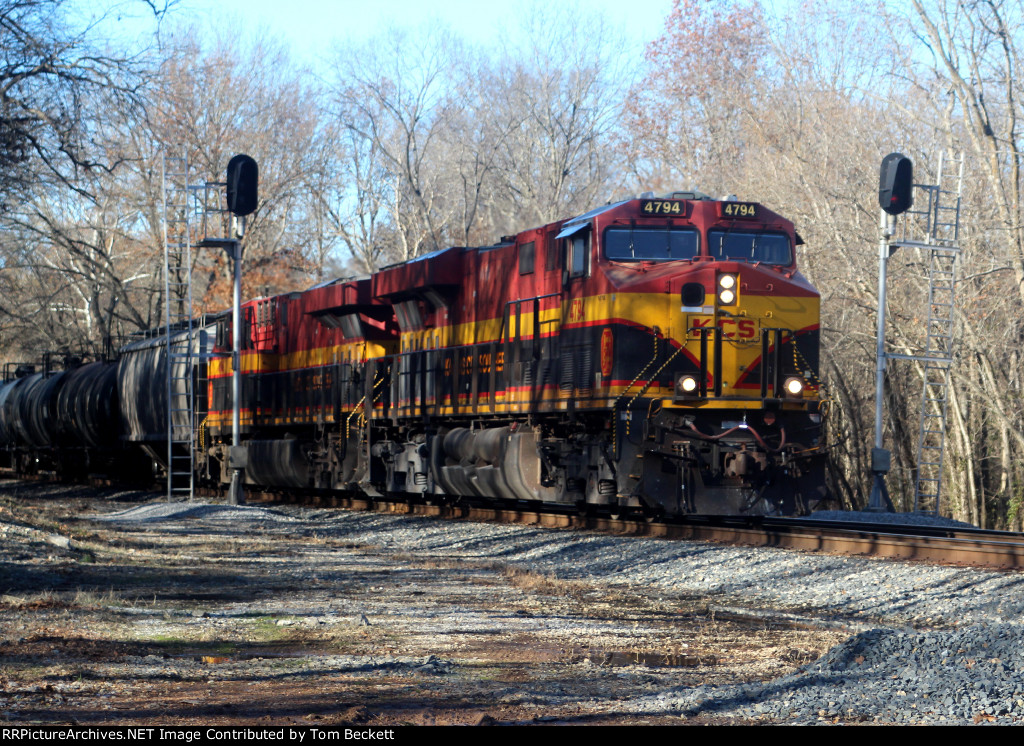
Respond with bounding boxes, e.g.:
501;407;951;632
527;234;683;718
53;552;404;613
690;317;757;339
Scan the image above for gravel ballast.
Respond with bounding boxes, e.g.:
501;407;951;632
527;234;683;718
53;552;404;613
4;485;1024;725
91;499;1024;724
641;625;1024;723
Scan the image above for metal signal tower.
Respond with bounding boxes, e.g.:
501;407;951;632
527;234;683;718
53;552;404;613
869;150;963;515
161;152;258;506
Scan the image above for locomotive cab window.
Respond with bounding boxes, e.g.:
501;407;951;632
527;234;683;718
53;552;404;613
604;226;699;262
519;241;535;275
555;222;590;279
566;233;589;278
707;230;792;265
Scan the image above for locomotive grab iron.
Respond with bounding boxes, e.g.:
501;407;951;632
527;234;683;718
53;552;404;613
0;190;831;516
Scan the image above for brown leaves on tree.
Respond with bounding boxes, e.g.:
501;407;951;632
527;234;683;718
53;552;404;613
623;0;769;194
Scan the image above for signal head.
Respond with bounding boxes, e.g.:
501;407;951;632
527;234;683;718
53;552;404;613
878;153;913;216
226;154;259;217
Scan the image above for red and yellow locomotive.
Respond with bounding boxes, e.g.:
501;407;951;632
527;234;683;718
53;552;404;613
203;190;829;516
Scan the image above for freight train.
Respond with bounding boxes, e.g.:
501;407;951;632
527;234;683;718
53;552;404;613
0;191;831;516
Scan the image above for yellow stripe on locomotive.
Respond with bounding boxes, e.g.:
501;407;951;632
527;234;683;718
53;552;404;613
381;287;820;419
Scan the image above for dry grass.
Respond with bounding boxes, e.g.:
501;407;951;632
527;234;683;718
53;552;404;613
0;588;129;610
499;566;590;599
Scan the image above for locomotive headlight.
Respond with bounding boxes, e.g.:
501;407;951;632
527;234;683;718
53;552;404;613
717;274;738;305
784;377;805;397
678;374;699;394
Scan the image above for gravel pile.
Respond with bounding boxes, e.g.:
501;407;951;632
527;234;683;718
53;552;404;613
640;625;1024;724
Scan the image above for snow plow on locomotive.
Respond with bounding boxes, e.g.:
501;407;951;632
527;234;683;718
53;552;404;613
0;190;831;517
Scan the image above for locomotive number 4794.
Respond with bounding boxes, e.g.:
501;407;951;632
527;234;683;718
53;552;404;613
721;202;758;219
640;199;683;214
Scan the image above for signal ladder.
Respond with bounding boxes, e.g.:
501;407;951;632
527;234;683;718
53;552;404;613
162;153;198;501
891;150;963;514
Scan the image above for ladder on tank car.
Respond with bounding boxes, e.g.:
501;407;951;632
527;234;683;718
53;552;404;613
891;150;963;515
162;153;197;501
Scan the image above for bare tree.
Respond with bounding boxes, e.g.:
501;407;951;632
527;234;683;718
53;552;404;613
621;0;771;196
893;0;1024;526
145;24;330;309
330;24;466;263
0;0;154;204
0;17;333;358
326;8;629;271
487;3;628;231
0;0;160;356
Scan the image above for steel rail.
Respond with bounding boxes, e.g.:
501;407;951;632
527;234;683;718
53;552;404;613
657;519;1024;569
262;492;1024;570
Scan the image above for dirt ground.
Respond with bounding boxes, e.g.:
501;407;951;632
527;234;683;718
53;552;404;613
0;483;846;726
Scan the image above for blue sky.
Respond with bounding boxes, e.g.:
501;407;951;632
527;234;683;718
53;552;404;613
83;0;676;66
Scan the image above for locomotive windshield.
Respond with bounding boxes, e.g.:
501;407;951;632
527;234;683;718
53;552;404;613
707;229;792;265
604;226;700;262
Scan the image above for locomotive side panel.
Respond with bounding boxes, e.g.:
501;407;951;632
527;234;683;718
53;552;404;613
2;190;830;518
205;278;398;490
322;193;831;514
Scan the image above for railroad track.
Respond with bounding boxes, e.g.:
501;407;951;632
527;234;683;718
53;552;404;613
26;471;1024;569
17;473;1021;569
241;489;1024;571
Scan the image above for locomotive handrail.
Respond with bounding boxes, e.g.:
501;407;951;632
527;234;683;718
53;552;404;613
760;328;784;399
613;328;662;407
694;326;724;398
498;292;562;407
629;345;687;404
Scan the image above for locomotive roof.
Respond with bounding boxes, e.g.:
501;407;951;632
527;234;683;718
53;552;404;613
555;200;629;234
373;245;463;300
378;245;461;272
304;274;371;291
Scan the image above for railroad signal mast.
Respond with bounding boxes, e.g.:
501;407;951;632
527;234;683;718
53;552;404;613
198;154;259;506
869;151;963;514
161;151;258;504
